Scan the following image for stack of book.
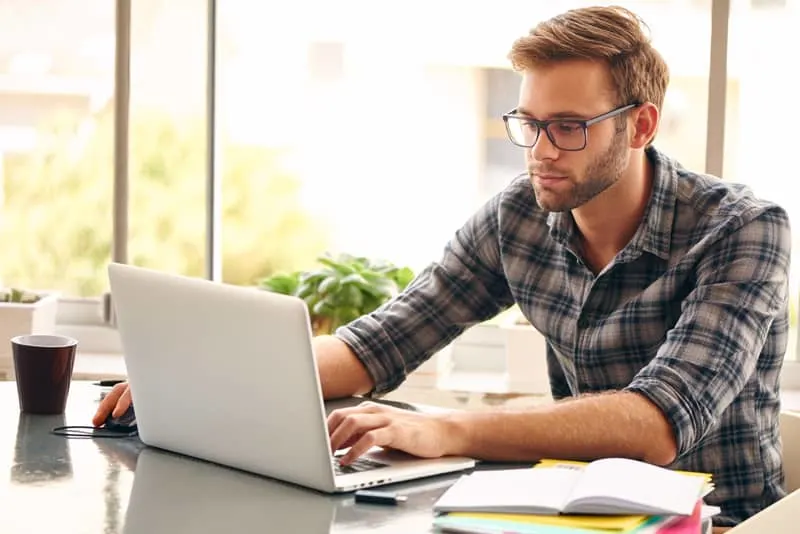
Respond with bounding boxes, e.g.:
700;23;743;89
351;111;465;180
431;458;719;534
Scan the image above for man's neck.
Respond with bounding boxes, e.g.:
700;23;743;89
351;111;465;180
572;152;653;273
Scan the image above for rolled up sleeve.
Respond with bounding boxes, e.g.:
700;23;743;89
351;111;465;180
335;193;516;395
625;206;791;457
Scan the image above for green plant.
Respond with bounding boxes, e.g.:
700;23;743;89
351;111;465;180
0;288;41;304
259;253;416;335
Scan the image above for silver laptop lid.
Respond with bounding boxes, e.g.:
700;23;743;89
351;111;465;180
107;262;338;491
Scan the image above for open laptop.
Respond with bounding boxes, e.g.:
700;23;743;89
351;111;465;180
107;262;476;493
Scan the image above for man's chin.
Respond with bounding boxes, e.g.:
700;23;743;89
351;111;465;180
533;188;575;213
536;202;572;213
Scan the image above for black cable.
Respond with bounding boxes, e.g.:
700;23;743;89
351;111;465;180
52;404;138;439
51;425;138;439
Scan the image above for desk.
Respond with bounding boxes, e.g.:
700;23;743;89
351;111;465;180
0;380;480;533
0;381;726;534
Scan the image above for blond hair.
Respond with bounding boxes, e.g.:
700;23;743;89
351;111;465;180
508;6;669;113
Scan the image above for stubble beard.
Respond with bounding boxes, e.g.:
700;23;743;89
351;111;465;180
531;132;629;213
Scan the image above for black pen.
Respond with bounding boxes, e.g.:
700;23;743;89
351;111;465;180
93;379;126;387
354;490;408;505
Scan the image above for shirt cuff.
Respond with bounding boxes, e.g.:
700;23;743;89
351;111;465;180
334;320;403;396
625;376;699;459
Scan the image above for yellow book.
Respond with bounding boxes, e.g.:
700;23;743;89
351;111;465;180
534;458;713;483
447;511;649;532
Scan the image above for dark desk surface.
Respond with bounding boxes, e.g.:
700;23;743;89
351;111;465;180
0;381;483;534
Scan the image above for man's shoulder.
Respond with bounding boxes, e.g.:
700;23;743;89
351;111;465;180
667;157;789;237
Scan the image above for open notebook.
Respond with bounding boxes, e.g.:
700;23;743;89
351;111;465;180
432;458;711;517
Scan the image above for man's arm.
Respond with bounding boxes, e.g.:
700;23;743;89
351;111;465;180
443;390;677;465
322;192;518;399
313;335;374;399
435;207;790;465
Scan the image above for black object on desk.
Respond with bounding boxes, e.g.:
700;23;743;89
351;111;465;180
354;490;408;505
93;379;127;387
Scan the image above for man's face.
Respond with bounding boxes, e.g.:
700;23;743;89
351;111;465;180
517;60;631;212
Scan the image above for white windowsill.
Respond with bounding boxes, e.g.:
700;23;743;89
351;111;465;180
73;351;127;381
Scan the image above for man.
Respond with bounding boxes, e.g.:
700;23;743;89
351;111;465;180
94;6;790;529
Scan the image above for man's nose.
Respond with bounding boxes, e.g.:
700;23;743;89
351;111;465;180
530;129;559;161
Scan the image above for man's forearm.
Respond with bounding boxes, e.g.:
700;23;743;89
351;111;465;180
313;335;375;399
442;391;678;466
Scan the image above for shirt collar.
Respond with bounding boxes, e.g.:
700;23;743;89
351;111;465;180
546;146;677;261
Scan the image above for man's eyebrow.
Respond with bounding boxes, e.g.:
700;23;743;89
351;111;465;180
515;107;591;120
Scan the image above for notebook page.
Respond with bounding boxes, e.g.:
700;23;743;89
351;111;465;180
563;458;706;516
432;467;583;515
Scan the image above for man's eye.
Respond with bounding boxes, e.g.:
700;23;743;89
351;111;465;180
555;122;581;133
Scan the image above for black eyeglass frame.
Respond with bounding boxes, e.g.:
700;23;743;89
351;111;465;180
502;103;639;151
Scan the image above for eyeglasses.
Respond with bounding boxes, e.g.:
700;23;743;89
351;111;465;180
502;103;639;151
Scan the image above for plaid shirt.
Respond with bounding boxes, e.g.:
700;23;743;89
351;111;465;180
335;146;791;526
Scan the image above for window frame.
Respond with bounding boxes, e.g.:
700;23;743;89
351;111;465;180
55;0;800;392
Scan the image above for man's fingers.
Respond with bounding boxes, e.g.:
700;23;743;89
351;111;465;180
327;402;387;436
339;427;391;465
112;387;132;418
329;413;388;453
92;382;128;426
327;410;346;436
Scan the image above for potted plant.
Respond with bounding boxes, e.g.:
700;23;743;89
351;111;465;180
259;253;415;336
0;287;60;379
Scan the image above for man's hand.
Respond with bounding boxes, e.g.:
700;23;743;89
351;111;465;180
92;382;133;427
327;401;459;465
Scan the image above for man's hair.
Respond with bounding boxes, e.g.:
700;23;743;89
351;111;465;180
508;6;669;113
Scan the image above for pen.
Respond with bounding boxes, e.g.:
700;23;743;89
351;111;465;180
93;379;126;387
354;490;408;505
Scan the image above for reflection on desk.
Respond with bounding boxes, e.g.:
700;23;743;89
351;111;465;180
124;447;463;534
124;448;338;533
0;381;510;534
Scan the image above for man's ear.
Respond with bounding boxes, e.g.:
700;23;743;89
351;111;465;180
630;102;659;149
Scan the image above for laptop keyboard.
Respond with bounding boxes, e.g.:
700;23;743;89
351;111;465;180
332;455;389;475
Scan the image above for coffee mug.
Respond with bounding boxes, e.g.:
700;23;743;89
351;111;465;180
11;334;78;414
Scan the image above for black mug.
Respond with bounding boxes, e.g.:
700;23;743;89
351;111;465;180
12;334;78;414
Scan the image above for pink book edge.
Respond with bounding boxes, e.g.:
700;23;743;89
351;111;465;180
656;500;703;534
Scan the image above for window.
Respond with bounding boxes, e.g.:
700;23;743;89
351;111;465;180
127;0;209;280
6;0;794;389
0;0;115;297
216;2;490;283
724;0;800;373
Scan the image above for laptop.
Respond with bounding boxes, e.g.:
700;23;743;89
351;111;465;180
107;262;476;493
